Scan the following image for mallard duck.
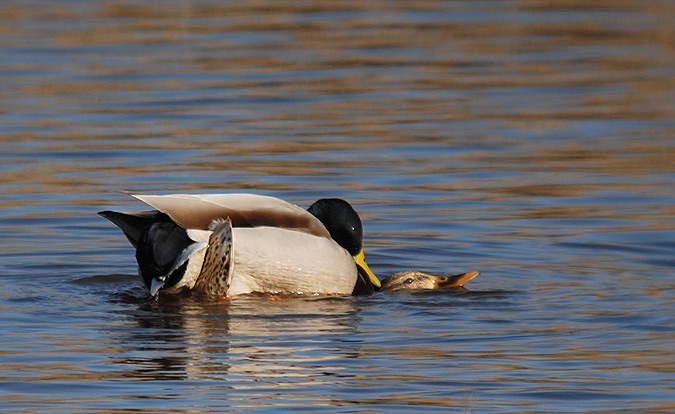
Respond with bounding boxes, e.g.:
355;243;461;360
99;194;380;297
380;270;479;292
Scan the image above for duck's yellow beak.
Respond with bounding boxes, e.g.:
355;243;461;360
354;249;380;288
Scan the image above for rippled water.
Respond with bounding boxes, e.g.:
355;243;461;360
1;1;674;412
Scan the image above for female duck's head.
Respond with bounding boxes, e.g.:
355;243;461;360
380;270;479;292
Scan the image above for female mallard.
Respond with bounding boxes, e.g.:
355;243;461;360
380;270;479;292
99;194;380;297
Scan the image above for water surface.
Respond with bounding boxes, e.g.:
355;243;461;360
1;1;674;412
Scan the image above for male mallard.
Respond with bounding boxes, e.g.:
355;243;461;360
380;270;479;292
99;194;380;297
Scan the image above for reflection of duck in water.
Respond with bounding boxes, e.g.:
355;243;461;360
100;194;380;297
380;270;479;292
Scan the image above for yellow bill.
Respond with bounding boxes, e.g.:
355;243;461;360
354;249;381;288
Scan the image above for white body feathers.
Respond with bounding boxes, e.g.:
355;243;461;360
228;227;357;296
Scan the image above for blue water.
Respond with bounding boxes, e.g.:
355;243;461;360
1;1;674;412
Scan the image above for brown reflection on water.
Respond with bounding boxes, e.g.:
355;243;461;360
2;1;672;132
0;0;672;256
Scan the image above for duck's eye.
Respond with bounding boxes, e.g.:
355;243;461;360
404;278;414;284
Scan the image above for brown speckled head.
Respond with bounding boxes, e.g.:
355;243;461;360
380;270;479;292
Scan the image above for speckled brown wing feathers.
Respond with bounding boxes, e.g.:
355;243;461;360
193;218;233;296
